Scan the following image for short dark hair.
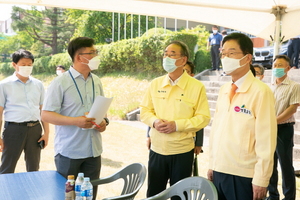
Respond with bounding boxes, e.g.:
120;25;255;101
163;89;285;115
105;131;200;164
221;30;227;35
12;49;34;64
252;64;265;75
166;41;190;59
212;25;218;29
57;65;65;70
222;33;253;55
68;37;95;62
273;54;290;64
185;61;195;73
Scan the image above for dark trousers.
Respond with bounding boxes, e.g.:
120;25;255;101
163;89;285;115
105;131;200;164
210;45;221;70
213;171;253;200
55;153;101;200
287;39;300;68
147;149;194;200
0;123;42;174
268;124;296;200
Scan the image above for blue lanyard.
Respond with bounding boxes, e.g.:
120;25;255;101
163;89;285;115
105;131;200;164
68;70;95;107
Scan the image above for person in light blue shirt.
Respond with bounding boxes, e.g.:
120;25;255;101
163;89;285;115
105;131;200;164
42;37;108;200
0;49;49;174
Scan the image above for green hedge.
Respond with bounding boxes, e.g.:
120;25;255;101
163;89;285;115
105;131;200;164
194;49;211;73
95;32;198;75
0;32;208;76
0;62;14;75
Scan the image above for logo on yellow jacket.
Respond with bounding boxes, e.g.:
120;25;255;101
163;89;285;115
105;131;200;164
234;104;251;115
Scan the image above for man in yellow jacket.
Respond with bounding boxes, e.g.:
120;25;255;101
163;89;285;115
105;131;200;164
207;33;277;200
140;41;210;199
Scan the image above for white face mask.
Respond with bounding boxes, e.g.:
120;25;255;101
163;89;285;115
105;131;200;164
56;70;62;76
163;57;182;73
212;30;218;34
221;55;248;74
81;56;100;70
18;66;33;77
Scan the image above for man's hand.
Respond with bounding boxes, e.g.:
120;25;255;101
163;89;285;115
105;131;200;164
154;119;176;134
194;146;202;155
75;116;96;129
252;184;267;200
93;120;106;132
207;169;213;181
0;138;3;152
38;134;49;148
146;137;151;150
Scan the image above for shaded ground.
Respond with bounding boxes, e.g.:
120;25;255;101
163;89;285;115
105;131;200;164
8;121;300;199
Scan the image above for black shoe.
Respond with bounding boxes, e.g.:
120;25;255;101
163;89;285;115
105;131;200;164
210;69;216;71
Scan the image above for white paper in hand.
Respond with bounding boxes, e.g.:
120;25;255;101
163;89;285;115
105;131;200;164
86;95;113;126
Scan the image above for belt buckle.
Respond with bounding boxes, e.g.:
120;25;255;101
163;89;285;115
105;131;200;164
27;122;36;127
27;123;34;127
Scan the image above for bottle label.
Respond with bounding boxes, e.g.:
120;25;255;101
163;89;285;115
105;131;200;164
75;185;81;192
80;189;93;197
65;181;75;200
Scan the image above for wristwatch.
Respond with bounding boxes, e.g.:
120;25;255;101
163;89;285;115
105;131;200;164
104;117;109;126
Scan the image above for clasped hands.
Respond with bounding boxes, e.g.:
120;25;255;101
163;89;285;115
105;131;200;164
153;119;176;134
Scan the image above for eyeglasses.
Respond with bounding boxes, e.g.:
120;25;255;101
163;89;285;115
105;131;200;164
163;53;181;58
219;52;244;58
79;50;99;56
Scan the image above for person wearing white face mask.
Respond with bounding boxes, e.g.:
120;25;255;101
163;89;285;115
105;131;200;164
207;33;277;200
0;49;49;174
266;55;300;200
207;25;223;71
42;37;107;200
56;65;66;76
140;41;210;199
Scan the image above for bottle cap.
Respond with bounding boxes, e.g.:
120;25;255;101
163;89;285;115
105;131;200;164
68;175;75;180
84;177;90;181
78;172;84;177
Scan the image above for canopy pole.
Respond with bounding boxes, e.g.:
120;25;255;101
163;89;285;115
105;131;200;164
271;5;286;82
272;6;286;57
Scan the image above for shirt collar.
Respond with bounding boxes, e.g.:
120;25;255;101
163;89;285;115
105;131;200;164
272;76;290;86
161;71;189;89
69;66;91;79
12;72;32;82
223;71;254;93
233;71;250;89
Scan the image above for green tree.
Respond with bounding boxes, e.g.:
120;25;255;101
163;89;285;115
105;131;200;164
179;25;209;48
11;6;75;55
0;31;34;62
66;9;157;44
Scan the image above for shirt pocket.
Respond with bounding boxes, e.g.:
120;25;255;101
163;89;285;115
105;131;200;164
175;96;195;118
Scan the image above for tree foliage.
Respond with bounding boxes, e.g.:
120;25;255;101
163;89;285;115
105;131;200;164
66;9;157;44
11;6;75;55
0;32;34;62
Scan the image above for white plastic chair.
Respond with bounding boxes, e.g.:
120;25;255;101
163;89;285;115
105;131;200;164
91;163;146;200
142;176;218;200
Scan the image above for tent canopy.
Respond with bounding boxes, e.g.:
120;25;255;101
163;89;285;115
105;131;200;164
1;0;300;42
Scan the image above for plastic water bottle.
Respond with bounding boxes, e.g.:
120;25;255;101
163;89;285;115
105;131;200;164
65;175;75;200
75;173;84;200
80;177;93;200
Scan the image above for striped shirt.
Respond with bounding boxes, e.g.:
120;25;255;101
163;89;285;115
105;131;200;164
271;77;300;124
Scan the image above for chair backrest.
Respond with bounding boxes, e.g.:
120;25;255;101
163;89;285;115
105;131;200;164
91;163;147;200
142;176;218;200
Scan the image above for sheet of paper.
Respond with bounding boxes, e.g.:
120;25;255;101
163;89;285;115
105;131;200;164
86;95;113;125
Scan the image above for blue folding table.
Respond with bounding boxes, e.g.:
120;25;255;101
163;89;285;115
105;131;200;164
0;170;66;200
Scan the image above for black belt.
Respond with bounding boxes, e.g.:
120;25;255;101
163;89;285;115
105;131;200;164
7;121;40;127
211;44;220;46
278;122;295;127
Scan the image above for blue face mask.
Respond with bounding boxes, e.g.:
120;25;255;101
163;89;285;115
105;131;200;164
272;68;286;78
163;57;182;73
